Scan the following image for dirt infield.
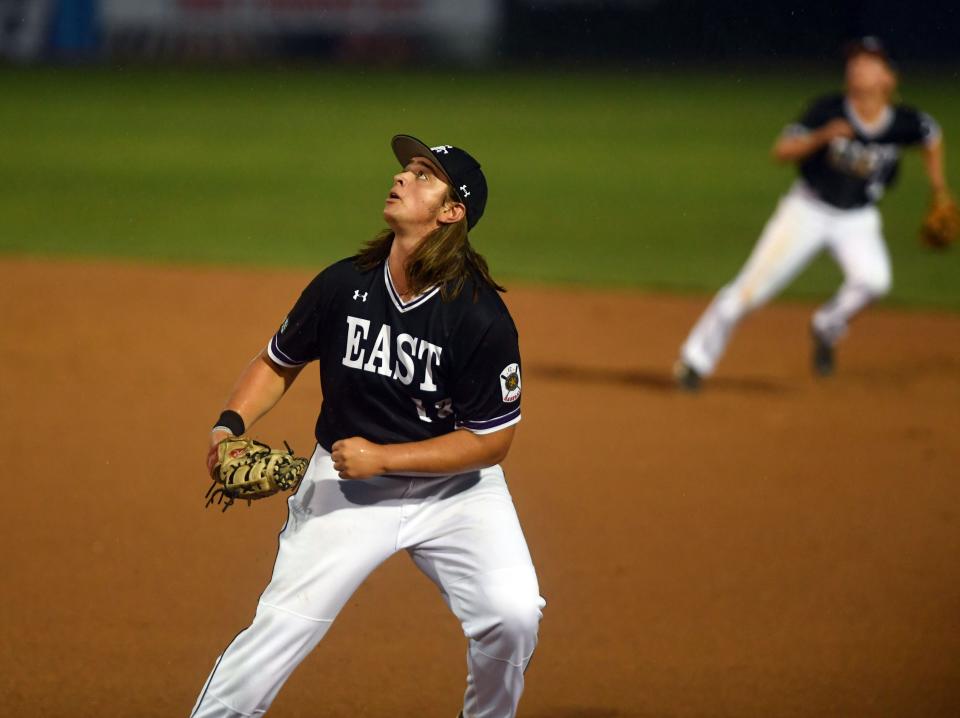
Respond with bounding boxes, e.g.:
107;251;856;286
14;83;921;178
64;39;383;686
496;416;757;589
2;256;958;718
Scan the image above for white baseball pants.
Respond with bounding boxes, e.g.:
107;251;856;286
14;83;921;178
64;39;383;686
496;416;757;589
190;447;545;718
681;183;892;376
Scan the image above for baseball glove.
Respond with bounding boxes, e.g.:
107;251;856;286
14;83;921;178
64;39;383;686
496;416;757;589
205;436;308;512
919;191;960;249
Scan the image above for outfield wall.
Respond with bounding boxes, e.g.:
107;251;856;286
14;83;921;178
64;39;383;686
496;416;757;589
0;0;502;63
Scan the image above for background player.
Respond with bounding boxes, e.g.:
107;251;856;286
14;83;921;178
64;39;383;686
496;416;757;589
675;37;953;390
191;135;545;718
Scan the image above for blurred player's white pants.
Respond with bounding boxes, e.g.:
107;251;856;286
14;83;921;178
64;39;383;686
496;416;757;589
681;182;891;376
190;446;545;718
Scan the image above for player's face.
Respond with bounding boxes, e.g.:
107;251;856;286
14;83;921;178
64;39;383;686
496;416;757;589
384;156;455;233
845;53;897;97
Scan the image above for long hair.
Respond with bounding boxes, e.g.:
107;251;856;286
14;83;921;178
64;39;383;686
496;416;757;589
355;187;505;300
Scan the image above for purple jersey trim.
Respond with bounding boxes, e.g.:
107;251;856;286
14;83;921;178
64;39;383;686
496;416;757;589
268;336;306;368
460;413;522;435
383;262;440;313
457;406;522;433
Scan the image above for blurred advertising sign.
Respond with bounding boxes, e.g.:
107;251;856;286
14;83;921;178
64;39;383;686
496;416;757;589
100;0;501;62
1;0;99;61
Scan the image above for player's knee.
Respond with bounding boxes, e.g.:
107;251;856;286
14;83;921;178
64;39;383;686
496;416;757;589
499;593;544;641
847;268;891;300
862;270;891;298
461;568;544;659
481;588;544;650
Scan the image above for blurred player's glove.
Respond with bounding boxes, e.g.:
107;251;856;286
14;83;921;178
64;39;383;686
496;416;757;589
919;191;960;249
206;437;308;512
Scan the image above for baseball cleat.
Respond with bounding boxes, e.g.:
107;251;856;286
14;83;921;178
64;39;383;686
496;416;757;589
673;361;702;392
811;329;835;377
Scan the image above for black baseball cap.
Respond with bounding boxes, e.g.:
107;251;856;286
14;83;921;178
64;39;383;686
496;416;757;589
844;36;896;69
391;134;488;230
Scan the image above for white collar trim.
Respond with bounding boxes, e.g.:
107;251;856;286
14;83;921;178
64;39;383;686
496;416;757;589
844;98;893;139
383;262;440;313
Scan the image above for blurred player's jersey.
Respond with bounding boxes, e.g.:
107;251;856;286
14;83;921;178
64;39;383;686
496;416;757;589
784;93;940;208
267;257;522;463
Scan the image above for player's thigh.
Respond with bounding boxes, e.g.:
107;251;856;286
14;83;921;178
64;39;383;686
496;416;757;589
729;193;828;309
407;468;543;626
257;450;405;620
828;207;891;294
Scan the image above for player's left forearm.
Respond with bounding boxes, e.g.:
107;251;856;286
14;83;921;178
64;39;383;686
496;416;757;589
383;427;515;475
923;139;948;196
331;426;516;479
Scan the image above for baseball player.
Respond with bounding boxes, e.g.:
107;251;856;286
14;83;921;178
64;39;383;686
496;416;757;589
675;37;954;390
191;135;545;718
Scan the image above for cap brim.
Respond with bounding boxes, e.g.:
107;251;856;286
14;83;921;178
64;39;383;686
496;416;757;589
391;134;454;186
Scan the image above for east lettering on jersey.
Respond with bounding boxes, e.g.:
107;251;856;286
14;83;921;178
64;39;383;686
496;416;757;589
266;257;522;470
783;93;940;208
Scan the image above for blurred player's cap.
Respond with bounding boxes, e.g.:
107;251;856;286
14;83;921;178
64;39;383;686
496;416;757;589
844;36;896;69
391;134;488;231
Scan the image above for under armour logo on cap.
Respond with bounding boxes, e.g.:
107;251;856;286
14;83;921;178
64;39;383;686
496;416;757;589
392;134;489;231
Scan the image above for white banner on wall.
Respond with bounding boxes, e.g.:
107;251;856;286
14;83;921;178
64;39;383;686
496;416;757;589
100;0;501;60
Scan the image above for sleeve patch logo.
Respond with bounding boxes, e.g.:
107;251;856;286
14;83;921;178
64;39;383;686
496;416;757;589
500;363;521;403
280;316;290;334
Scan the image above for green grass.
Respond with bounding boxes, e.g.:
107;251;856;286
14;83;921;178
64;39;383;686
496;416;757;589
1;65;958;309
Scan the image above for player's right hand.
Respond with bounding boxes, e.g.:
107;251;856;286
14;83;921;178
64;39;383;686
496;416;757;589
331;437;387;480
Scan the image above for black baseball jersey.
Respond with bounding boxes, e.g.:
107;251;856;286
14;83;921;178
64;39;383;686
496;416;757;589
784;93;940;209
267;257;522;465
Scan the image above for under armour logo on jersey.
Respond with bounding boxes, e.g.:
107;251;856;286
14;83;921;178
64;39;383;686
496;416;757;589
459;184;471;197
352;290;368;302
431;145;452;155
